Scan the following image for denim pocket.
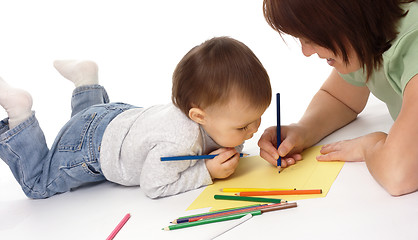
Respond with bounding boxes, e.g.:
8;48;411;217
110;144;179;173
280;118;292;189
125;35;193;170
58;112;96;152
50;158;105;193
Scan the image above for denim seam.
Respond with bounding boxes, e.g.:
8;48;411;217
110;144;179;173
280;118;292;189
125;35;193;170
72;85;103;98
0;112;37;142
88;109;110;161
58;112;97;152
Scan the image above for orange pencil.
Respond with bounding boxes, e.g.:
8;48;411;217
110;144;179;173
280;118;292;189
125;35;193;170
236;189;322;196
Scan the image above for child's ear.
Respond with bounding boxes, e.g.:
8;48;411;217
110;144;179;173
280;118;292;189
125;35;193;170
189;107;206;125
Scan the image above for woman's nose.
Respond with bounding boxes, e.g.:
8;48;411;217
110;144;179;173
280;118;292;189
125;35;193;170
301;42;316;57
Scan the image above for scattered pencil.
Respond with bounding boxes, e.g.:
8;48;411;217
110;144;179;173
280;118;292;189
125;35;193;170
259;202;297;213
214;194;287;203
106;213;131;240
171;204;266;224
162;202;298;231
220;188;295;192
161;153;248;161
187;203;284;223
236;189;323;196
163;211;262;231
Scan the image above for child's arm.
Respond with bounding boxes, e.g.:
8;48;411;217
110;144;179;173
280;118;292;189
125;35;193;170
318;74;418;196
139;144;213;199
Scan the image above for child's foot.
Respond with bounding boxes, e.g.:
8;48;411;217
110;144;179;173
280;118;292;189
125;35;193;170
0;77;33;129
53;60;99;87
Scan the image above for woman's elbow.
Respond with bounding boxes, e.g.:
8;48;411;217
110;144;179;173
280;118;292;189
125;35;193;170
381;168;418;196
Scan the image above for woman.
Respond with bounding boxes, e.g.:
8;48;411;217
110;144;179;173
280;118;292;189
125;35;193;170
259;0;418;196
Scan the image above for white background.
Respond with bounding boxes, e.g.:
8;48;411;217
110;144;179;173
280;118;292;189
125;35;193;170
1;1;417;240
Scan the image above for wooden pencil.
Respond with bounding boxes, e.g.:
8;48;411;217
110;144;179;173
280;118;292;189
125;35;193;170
236;189;323;196
276;93;282;173
214;194;286;203
220;188;295;192
161;153;248;161
172;204;265;224
187;203;285;222
163;210;262;231
260;202;297;212
162;202;298;231
106;213;131;240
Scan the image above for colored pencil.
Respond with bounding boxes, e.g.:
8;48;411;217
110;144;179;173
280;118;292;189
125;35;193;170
214;194;286;203
220;188;295;192
173;203;261;221
172;204;266;224
161;153;248;161
260;202;297;212
106;213;131;240
236;189;323;196
277;93;282;173
209;213;253;239
163;210;262;231
163;202;298;231
187;203;285;222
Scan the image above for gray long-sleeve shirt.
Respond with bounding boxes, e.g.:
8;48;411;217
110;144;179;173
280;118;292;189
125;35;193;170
99;103;243;198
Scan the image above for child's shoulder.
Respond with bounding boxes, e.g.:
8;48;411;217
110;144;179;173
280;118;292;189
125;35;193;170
142;103;200;139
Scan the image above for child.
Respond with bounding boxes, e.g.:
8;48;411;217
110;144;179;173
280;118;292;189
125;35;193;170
0;36;272;199
259;0;418;196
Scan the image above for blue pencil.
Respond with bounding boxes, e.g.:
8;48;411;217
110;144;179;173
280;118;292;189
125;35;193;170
276;93;282;173
161;153;248;161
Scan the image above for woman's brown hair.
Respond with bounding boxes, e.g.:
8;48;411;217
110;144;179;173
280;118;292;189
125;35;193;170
172;36;271;116
263;0;415;78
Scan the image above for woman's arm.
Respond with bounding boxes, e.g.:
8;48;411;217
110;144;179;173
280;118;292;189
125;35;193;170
259;69;370;166
365;74;418;196
297;69;370;148
319;74;418;196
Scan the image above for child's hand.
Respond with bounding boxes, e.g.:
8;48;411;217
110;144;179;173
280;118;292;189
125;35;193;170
205;148;240;179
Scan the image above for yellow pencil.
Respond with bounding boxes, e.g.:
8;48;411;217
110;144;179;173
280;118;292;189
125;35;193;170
220;188;296;192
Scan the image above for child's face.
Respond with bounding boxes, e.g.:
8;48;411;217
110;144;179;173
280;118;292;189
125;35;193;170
198;97;266;148
299;38;361;74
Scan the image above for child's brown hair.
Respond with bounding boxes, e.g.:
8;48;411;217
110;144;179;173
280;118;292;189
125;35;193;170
172;36;271;116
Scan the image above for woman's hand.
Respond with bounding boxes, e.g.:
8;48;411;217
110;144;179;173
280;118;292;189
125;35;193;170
258;124;305;168
205;148;240;179
317;132;387;162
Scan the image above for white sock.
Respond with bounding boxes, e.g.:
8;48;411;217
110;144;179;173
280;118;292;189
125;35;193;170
53;60;99;87
0;77;33;129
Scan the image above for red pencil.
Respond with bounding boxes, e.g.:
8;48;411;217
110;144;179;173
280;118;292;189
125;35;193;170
236;189;322;196
106;213;131;240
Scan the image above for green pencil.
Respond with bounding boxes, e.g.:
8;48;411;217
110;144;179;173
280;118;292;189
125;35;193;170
163;210;261;231
214;194;286;203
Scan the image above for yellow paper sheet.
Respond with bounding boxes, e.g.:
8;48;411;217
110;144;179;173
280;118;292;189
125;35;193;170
187;145;344;211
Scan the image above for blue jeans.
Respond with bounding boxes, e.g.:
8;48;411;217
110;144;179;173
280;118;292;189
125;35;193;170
0;85;136;198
